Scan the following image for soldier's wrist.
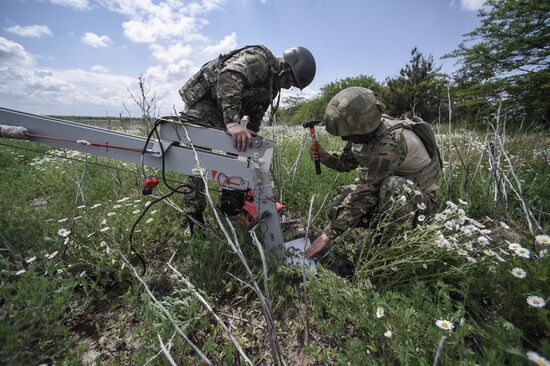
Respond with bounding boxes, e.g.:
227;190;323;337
226;122;240;130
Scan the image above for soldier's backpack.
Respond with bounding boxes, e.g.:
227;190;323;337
375;117;443;192
178;45;277;108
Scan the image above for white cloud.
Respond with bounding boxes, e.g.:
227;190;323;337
81;32;113;48
0;36;34;65
151;43;193;63
202;32;237;57
5;25;52;38
91;65;110;73
50;0;90;10
461;0;485;11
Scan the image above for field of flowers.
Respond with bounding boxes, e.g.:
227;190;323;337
0;120;548;365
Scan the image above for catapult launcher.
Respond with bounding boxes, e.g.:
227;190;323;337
0;107;313;262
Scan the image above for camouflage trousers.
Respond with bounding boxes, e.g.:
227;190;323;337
179;97;224;214
327;176;436;235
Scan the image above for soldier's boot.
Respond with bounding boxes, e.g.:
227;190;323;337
184;211;205;236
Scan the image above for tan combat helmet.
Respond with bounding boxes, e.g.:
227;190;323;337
323;86;385;137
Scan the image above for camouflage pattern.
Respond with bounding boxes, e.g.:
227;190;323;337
322;117;440;240
324;87;385;137
0;125;27;139
178;46;279;213
179;45;279;132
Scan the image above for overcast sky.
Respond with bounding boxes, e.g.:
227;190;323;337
0;0;484;116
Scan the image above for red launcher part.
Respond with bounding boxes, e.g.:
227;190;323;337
238;190;285;226
142;177;159;195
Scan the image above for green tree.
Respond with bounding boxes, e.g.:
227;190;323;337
447;0;550;124
383;47;447;122
278;75;382;124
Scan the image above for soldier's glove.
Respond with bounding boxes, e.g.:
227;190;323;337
0;125;28;140
227;123;256;152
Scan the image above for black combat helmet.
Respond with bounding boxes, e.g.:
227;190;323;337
283;46;316;90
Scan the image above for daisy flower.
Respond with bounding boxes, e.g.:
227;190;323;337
526;296;546;308
514;247;531;259
376;307;385;318
435;320;454;331
508;243;522;251
526;351;550;366
510;268;527;279
57;228;71;237
535;235;550;246
417;215;426;222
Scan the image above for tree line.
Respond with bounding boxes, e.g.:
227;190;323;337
278;0;549;127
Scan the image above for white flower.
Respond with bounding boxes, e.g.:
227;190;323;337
483;249;495;256
77;205;86;209
112;204;122;209
47;251;58;259
145;201;151;207
477;236;489;246
150;210;158;214
134;199;141;203
446;201;458;212
458;198;468;205
117;197;130;203
100;219;107;226
376;307;385;318
57;228;71;237
508;243;522;251
414;190;421;196
398;195;407;205
132;210;141;214
417;215;426;222
79;271;87;278
91;203;101;209
539;249;548;258
511;268;527;279
467;256;477;263
146;218;154;224
526;296;546;308
57;218;68;223
435;213;446;221
100;227;110;232
74;216;81;220
26;256;36;264
514;247;531;259
16;269;26;275
384;330;392;338
100;241;107;247
444;220;457;231
403;185;412;194
526;351;550;366
107;212;116;217
500;222;510;229
535;235;550;246
435;320;454;331
436;237;451;249
406;179;414;186
457;208;465;217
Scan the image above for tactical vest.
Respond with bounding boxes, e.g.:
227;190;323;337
179;45;278;108
374;117;442;193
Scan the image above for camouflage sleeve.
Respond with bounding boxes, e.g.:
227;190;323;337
216;49;271;127
324;130;407;240
246;113;263;133
323;142;359;172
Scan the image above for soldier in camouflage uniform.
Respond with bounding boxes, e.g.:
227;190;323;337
305;87;442;258
178;45;316;232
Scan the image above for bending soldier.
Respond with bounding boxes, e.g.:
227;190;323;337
305;87;442;259
178;45;316;232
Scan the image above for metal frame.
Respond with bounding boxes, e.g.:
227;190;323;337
0;107;284;253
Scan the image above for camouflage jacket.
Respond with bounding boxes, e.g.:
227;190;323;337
179;45;279;132
323;117;441;239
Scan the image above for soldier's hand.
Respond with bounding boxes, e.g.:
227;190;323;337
227;124;256;151
305;232;330;258
309;143;328;163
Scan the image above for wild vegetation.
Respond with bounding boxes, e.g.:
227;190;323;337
1;0;549;365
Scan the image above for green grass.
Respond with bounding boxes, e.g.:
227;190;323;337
0;123;549;365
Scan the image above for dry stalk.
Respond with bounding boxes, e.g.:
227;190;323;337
167;264;253;366
144;331;177;366
301;195;315;346
157;334;178;366
178;123;287;366
117;250;212;365
446;84;453;200
432;335;447;366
